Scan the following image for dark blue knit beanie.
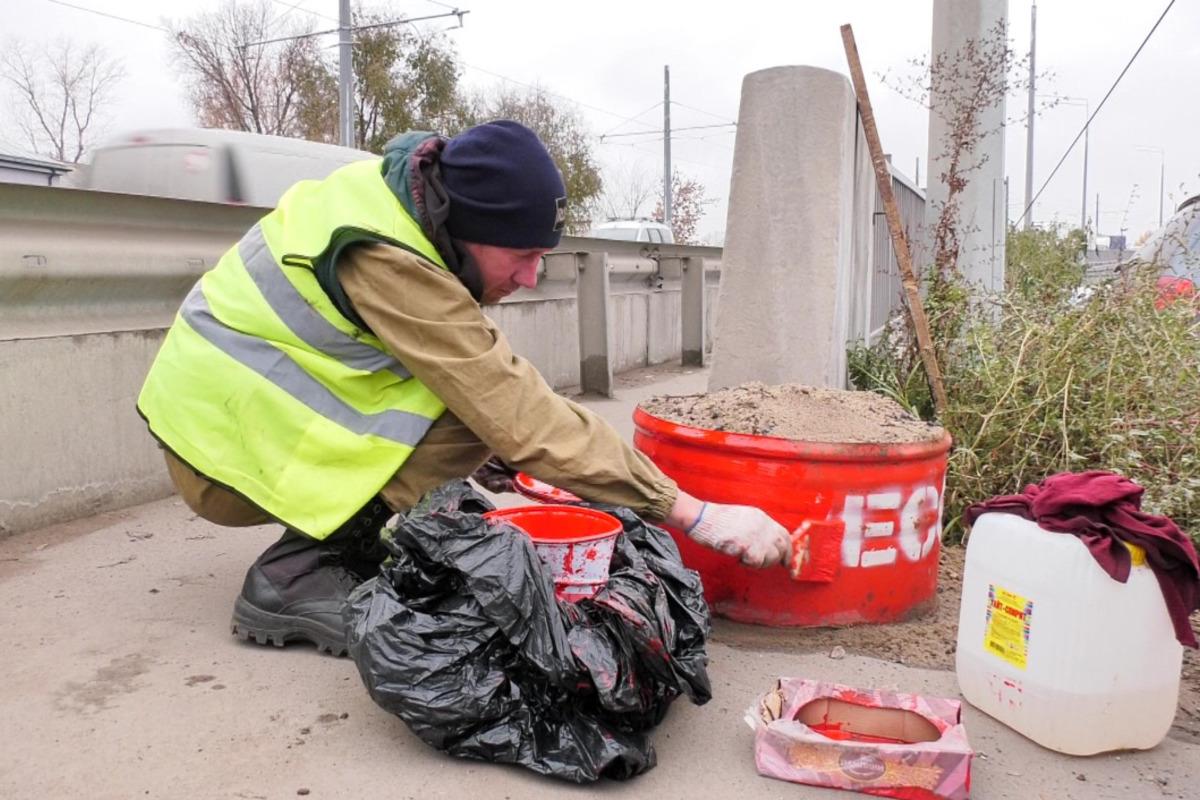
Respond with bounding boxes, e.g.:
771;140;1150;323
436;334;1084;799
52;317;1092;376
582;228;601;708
440;120;567;249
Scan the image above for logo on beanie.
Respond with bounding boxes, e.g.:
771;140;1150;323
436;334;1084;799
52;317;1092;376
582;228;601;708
553;196;567;232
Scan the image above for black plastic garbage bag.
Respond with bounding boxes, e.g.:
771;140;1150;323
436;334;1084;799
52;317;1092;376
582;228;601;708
345;480;712;783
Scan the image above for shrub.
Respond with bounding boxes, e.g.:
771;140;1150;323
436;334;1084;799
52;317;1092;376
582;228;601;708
850;228;1200;543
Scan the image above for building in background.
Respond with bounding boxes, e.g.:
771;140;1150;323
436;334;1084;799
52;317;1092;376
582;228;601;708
0;151;73;186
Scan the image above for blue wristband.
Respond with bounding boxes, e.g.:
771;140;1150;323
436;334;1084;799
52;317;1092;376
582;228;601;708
685;502;708;534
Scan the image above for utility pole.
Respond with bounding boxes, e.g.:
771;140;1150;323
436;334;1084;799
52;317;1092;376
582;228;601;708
663;65;672;230
1023;1;1037;230
1058;97;1090;230
338;0;354;147
915;157;920;187
1137;146;1166;227
1095;193;1100;235
1082;119;1089;230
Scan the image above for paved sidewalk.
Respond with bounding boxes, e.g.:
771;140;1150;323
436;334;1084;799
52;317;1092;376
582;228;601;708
1;366;1194;799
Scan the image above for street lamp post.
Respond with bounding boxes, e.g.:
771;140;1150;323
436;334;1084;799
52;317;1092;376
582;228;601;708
1057;97;1090;231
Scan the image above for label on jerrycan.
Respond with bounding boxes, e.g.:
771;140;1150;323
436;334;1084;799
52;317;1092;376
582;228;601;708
839;483;943;569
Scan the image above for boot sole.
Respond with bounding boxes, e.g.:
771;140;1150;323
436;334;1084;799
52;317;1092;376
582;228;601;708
230;596;349;658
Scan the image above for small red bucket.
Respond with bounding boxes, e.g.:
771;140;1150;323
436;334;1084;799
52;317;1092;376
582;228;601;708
513;472;582;504
484;505;621;600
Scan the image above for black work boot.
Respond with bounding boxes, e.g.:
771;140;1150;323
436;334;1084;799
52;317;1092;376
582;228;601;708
230;497;394;657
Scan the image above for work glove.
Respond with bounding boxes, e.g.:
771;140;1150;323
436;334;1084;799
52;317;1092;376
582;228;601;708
470;456;517;494
685;502;792;568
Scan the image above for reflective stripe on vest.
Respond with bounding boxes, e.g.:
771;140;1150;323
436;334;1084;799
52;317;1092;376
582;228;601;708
239;223;411;379
179;282;433;446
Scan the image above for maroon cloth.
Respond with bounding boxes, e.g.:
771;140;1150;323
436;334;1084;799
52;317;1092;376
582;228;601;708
966;471;1200;648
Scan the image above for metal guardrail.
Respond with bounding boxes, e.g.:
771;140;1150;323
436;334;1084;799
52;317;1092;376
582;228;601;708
0;182;723;393
0;183;264;340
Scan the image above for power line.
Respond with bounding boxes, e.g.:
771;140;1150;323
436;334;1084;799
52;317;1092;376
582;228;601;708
671;99;735;124
459;62;675;132
600;103;662;137
45;0;169;32
1015;0;1176;227
268;0;339;24
600;122;736;141
598;139;724;170
243;9;468;48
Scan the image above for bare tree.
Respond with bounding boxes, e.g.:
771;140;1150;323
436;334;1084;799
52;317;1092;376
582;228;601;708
598;160;658;220
168;0;332;138
883;21;1047;279
0;38;124;163
653;169;710;244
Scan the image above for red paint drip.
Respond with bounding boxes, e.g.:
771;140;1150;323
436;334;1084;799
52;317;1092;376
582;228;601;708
808;721;913;745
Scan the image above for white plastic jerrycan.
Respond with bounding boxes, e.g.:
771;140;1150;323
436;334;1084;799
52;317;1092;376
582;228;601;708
956;512;1183;755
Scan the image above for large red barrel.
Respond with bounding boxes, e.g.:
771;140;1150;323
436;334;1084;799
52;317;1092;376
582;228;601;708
633;406;952;626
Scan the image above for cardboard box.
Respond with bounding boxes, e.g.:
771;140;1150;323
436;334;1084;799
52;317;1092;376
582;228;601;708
746;678;973;800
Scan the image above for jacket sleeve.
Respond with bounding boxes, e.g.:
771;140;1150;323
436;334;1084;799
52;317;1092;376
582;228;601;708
337;242;678;521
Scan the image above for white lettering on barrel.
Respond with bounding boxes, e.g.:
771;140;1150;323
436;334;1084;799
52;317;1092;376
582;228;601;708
840;485;942;568
898;485;941;562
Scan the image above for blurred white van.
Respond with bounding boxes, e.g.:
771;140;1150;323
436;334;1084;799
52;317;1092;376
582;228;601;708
589;218;675;244
74;128;377;207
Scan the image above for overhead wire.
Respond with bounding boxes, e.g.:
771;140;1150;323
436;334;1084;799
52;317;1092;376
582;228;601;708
1015;0;1177;227
267;0;339;25
670;99;736;125
45;0;169;32
600;103;663;137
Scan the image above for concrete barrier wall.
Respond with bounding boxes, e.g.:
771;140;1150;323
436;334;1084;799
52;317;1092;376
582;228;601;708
486;288;580;390
0;330;171;536
0;283;712;537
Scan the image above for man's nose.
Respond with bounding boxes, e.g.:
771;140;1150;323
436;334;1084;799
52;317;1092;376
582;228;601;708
514;258;540;289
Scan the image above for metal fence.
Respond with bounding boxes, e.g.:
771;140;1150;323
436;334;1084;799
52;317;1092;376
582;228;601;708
869;167;926;340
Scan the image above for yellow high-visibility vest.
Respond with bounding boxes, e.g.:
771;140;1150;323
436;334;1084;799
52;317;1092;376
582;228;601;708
138;159;447;538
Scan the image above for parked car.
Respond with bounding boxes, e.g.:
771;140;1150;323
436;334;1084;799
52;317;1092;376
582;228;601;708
1128;195;1200;311
588;218;675;244
72;128;376;207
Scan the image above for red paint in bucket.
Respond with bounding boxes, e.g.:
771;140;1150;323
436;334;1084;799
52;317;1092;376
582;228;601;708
513;473;582;504
484;505;621;600
633;406;951;627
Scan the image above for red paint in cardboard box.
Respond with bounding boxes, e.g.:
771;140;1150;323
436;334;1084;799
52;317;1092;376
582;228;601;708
747;679;973;800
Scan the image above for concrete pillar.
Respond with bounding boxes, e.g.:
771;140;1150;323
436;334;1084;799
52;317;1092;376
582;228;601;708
709;66;870;391
926;0;1008;292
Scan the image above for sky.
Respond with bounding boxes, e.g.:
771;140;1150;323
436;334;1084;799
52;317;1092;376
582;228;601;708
4;0;1198;243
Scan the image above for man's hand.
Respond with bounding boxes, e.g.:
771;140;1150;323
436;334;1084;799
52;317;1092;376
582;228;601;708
470;457;516;494
684;502;792;568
